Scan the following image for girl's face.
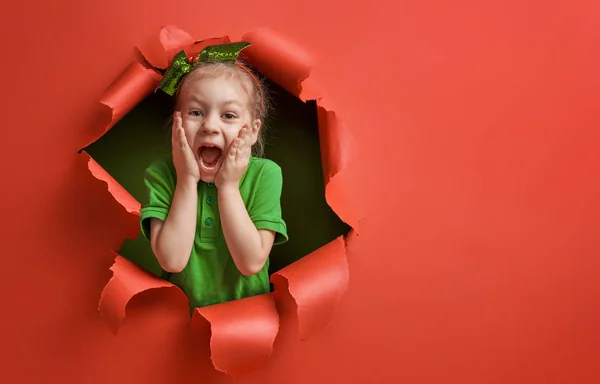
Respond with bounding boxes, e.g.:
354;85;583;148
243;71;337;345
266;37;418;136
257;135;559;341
178;74;261;182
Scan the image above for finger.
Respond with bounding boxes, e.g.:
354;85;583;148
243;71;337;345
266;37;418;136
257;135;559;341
172;112;182;140
238;126;249;142
236;138;249;161
241;127;250;146
236;134;245;152
229;138;240;158
178;128;188;149
172;114;185;150
171;113;178;144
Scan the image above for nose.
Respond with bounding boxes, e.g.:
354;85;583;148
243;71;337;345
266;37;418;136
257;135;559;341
202;113;220;134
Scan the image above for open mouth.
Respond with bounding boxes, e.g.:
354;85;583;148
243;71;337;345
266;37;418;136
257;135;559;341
198;145;223;171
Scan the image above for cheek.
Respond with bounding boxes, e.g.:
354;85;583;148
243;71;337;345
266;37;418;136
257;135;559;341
225;126;243;140
223;132;237;148
183;124;200;144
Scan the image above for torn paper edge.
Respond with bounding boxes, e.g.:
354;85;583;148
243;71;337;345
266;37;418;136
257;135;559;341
315;101;363;232
81;61;162;150
241;26;317;98
99;61;162;133
135;25;195;69
79;59;161;224
270;236;349;341
82;151;141;216
191;293;280;377
98;254;185;335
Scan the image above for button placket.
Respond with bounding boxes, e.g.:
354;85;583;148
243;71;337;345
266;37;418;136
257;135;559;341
200;182;218;242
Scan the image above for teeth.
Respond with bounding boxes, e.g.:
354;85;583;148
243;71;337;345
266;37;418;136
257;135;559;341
200;156;219;169
198;146;222;170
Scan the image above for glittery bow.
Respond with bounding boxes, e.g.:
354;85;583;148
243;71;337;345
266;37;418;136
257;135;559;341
158;41;252;96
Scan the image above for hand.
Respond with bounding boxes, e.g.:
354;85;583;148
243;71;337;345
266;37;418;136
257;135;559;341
171;111;200;185
215;126;254;189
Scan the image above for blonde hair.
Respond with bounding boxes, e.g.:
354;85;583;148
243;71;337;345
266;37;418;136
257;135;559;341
174;61;270;157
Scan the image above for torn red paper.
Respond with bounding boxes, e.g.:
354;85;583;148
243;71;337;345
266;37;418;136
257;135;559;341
242;27;316;99
81;61;162;150
84;152;141;216
136;26;233;70
316;104;362;230
81;151;140;241
99;61;162;133
136;25;195;69
80;57;161;238
184;37;233;59
192;294;279;376
98;255;184;335
88;25;364;376
271;236;349;340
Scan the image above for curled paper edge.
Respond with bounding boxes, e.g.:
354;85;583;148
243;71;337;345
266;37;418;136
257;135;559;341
98;254;184;335
137;26;236;71
191;293;280;376
82;151;140;242
136;25;195;69
271;236;349;341
315;101;363;231
80;60;162;151
241;26;317;98
83;151;141;216
89;61;162;148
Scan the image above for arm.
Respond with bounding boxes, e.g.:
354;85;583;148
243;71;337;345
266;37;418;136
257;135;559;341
218;184;276;276
150;178;198;273
147;112;202;273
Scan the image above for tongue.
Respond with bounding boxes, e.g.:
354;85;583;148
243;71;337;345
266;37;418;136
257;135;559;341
201;147;221;166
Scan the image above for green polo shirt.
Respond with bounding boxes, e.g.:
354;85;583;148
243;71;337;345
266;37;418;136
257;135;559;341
139;156;288;310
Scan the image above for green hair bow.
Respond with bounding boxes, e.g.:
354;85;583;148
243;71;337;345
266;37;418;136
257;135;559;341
158;41;252;96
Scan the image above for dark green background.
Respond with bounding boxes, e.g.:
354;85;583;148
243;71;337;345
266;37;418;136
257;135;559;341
85;79;350;277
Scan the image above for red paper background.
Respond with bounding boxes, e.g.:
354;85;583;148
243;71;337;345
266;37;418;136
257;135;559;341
1;0;599;383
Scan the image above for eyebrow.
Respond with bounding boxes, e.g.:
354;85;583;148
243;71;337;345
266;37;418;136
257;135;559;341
221;100;243;107
187;96;242;107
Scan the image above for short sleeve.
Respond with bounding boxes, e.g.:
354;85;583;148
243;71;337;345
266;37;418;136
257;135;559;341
249;162;289;245
139;159;176;241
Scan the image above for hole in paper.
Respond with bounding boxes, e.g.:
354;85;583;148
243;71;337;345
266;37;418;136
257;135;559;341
84;77;350;283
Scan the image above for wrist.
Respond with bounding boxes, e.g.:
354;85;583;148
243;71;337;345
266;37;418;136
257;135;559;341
177;177;198;191
217;182;240;198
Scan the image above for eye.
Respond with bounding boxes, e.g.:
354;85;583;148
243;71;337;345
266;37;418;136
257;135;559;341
223;113;237;119
189;110;203;117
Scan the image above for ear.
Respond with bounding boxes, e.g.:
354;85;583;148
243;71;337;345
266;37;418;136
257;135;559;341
248;118;261;145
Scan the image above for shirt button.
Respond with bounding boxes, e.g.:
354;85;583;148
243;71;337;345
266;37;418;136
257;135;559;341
206;196;214;205
207;182;214;188
204;218;213;226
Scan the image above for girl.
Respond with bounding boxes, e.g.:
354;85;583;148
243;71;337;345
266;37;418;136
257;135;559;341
139;42;288;311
